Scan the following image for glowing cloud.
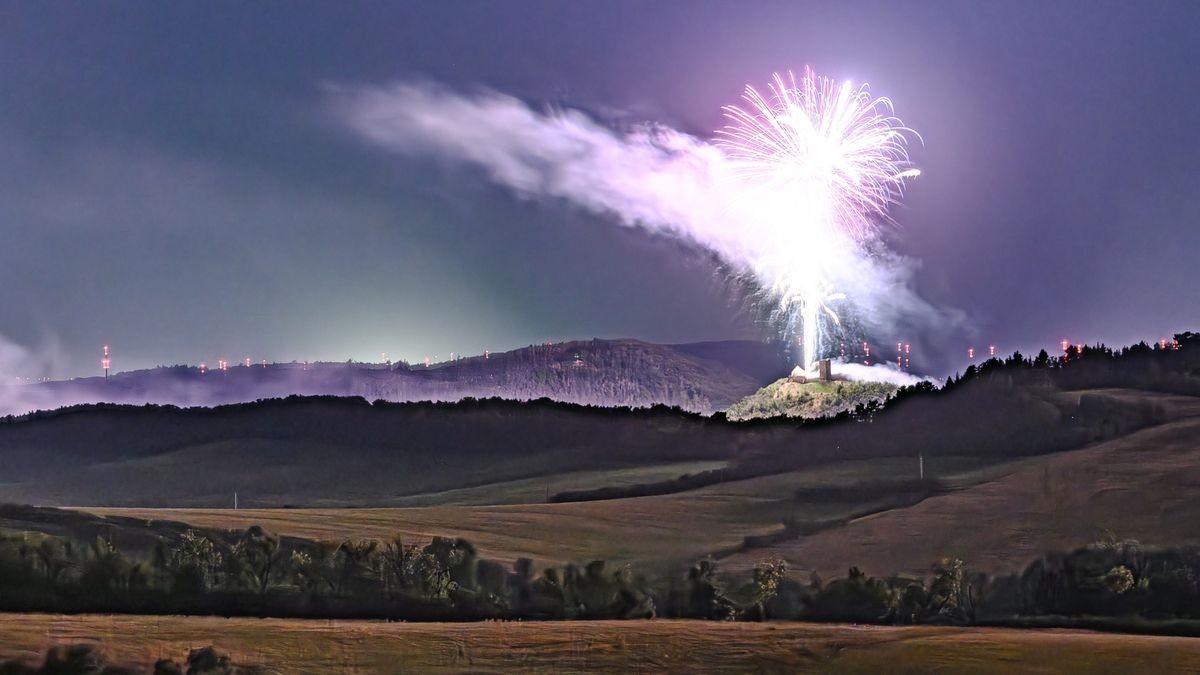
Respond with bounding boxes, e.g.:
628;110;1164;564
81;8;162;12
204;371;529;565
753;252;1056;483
334;70;960;370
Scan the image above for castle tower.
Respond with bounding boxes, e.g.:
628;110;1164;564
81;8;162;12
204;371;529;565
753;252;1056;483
818;358;832;382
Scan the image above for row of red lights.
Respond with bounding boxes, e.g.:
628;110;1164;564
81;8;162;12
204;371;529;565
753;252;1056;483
98;334;1185;379
833;340;913;369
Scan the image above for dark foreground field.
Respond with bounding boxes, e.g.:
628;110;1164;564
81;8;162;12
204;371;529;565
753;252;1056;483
2;614;1198;674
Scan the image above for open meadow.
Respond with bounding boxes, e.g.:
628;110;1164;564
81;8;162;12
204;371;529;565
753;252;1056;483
2;614;1199;674
722;405;1200;577
83;455;1009;574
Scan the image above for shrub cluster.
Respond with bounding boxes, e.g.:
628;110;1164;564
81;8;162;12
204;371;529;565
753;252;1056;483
0;527;650;620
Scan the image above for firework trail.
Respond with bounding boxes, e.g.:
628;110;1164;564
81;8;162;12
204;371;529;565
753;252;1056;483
717;69;920;369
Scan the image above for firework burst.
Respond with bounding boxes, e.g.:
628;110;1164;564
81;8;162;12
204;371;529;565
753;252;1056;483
717;68;920;369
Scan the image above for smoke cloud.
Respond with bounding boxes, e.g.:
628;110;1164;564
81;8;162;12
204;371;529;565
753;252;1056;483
0;333;68;416
832;360;930;387
334;82;966;369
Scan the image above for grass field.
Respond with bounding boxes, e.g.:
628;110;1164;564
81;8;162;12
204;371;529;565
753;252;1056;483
721;395;1200;577
385;460;728;506
3;439;728;509
83;455;1021;574
54;389;1200;583
1;614;1197;674
79;390;1200;579
84;476;798;571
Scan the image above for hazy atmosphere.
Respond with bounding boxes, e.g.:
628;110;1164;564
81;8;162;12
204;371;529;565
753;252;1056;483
3;4;1200;673
3;1;1198;379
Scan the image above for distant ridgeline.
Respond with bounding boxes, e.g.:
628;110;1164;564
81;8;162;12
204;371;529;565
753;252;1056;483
0;333;1195;508
6;339;789;416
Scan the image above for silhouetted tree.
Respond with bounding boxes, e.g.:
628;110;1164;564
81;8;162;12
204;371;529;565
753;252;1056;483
744;557;788;620
240;526;286;594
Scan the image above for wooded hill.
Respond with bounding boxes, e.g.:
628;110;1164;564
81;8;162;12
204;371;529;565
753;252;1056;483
6;339;788;416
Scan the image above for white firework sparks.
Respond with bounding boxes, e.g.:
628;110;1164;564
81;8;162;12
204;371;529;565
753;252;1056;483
716;68;920;369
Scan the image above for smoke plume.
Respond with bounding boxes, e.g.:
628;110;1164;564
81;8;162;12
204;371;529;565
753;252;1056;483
335;82;965;368
832;360;929;387
0;333;67;416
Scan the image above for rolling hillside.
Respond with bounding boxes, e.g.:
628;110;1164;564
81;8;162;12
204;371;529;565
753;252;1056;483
83;389;1200;579
5;338;1199;582
0;376;1165;508
720;390;1200;578
1;341;1191;511
0;397;763;507
84;455;1011;573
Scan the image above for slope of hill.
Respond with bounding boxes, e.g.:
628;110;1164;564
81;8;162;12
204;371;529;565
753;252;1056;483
725;378;897;421
719;390;1200;578
2;341;1191;509
83;455;1008;573
3;339;788;416
0;397;765;507
82;390;1200;579
57;341;1200;581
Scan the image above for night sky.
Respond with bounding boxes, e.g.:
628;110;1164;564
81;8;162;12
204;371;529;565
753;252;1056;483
2;1;1198;378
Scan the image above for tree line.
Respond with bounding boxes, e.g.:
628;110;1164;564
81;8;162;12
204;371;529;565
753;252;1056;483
3;524;1200;632
0;525;651;620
